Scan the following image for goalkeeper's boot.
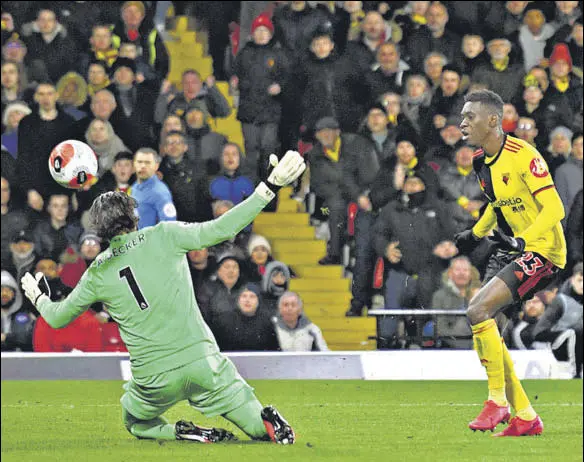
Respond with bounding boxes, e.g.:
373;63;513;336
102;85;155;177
261;406;295;444
468;400;511;432
175;420;236;443
493;416;544;437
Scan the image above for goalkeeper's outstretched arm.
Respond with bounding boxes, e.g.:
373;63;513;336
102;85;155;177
21;271;97;329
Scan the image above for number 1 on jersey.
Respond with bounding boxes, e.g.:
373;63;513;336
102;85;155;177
119;266;149;310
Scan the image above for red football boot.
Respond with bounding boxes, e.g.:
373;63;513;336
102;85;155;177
493;416;544;437
469;400;511;432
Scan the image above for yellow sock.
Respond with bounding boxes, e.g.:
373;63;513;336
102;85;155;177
501;340;537;421
472;319;508;407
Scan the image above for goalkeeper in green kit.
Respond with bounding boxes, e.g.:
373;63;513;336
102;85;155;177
21;151;306;445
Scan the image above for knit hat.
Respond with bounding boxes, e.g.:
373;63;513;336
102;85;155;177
122;1;145;16
242;282;261;298
79;230;101;246
216;252;240;268
2;101;32;127
549;43;573;70
368;101;387;115
247;234;272;256
395;131;420;152
251;13;274;35
11;229;34;244
111;57;137;75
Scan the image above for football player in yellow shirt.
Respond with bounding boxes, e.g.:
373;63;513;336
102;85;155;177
455;89;566;437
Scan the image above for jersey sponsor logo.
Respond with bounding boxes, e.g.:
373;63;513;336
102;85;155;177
493;197;522;208
163;202;177;218
529;157;549;178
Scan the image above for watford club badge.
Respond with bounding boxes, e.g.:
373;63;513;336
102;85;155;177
529;157;549;178
502;173;510;185
267;57;275;68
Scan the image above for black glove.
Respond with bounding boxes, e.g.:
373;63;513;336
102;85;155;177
38;273;51;299
454;229;481;255
489;229;525;253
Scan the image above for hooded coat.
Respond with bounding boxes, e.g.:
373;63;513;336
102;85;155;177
56;72;88;121
1;270;35;351
261;261;292;312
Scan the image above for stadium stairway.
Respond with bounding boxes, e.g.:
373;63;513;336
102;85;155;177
165;17;376;351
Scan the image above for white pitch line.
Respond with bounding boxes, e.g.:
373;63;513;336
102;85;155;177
2;402;582;408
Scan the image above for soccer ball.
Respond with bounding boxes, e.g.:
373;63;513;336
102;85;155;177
49;140;98;190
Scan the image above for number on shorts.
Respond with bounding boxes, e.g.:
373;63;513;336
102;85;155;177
119;266;149;310
515;252;544;277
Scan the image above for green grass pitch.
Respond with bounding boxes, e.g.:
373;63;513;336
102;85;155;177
2;380;582;462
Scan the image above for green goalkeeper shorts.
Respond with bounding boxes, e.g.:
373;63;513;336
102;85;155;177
120;353;257;421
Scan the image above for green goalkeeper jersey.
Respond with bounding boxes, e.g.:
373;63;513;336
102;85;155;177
36;191;270;378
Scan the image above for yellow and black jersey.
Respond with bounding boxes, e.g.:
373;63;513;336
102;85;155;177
472;135;566;269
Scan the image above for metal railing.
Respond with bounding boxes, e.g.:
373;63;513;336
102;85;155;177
368;309;469;349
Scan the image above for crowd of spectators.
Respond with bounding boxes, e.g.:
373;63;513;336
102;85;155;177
1;2;582;361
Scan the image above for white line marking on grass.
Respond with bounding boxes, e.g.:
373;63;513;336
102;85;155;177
2;402;582;408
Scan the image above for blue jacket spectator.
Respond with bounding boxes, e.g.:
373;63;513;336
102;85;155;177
210;143;254;205
131;148;176;229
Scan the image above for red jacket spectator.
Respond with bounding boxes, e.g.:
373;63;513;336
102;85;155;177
33;311;102;352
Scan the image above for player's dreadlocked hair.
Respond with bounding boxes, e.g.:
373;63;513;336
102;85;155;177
464;89;504;122
89;191;139;242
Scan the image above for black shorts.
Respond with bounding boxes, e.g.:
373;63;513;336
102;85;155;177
485;250;561;303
